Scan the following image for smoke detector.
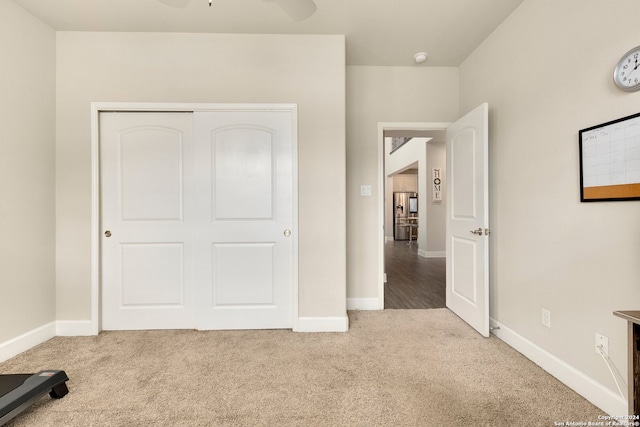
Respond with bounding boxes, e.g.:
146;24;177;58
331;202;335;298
413;52;428;64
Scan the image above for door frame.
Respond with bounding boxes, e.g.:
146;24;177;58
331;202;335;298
377;121;450;309
90;102;299;334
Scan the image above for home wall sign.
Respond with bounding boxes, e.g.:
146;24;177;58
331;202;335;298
432;168;442;202
579;111;640;201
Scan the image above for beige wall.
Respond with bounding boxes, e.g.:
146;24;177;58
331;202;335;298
426;141;446;254
0;2;56;342
346;66;458;301
55;32;346;322
460;0;640;398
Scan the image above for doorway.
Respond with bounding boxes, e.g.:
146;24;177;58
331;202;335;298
378;104;490;337
379;125;448;309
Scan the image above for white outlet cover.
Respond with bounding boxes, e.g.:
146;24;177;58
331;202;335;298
541;309;551;328
595;333;609;356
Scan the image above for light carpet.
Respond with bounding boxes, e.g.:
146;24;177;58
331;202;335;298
1;309;604;426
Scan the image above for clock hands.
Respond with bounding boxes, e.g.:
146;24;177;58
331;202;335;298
627;62;640;87
624;57;640;81
615;47;640;90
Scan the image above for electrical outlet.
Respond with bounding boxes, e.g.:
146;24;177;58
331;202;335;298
541;308;551;328
595;333;609;357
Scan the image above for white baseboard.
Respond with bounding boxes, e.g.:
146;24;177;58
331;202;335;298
385;236;394;243
347;298;382;310
295;316;349;332
418;250;445;258
56;320;97;336
0;322;56;363
491;318;627;416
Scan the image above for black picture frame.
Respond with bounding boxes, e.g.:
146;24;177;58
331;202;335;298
579;111;640;202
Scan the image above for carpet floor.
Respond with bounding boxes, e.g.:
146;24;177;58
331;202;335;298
0;309;604;426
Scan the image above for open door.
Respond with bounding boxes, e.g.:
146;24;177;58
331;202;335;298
446;103;489;337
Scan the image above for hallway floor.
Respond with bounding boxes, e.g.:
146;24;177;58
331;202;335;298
384;240;446;309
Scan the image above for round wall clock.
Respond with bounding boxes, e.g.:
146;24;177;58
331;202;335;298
613;46;640;92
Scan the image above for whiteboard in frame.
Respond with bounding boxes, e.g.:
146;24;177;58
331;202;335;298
579;111;640;202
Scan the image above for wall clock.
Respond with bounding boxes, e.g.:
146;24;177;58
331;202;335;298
613;46;640;92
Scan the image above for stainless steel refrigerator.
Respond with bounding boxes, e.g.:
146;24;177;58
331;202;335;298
393;192;418;240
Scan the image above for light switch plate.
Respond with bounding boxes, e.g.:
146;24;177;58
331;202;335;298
360;185;372;196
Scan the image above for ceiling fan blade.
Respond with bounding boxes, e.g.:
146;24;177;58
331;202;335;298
158;0;192;8
275;0;317;21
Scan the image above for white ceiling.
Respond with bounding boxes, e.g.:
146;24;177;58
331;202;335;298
12;0;524;66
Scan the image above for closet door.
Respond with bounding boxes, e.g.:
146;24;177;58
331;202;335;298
100;112;195;330
193;110;295;330
100;107;296;331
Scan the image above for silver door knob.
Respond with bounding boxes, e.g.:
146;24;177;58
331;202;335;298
470;228;483;236
104;230;112;238
284;229;291;237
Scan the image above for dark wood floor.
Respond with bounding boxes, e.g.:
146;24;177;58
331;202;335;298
384;240;446;309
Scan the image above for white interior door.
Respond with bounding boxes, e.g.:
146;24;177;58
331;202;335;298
193;110;295;330
101;112;195;330
446;103;490;337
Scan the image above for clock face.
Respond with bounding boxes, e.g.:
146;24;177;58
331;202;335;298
614;46;640;91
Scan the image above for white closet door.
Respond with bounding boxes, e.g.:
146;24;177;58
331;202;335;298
193;110;295;330
100;112;195;330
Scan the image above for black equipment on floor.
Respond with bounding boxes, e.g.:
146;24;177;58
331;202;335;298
0;370;69;426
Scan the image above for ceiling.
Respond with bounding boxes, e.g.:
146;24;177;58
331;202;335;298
12;0;524;66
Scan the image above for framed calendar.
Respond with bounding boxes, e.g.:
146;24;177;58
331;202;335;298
579;112;640;202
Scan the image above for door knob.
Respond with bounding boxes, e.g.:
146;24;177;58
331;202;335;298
104;230;112;238
284;229;291;237
470;228;483;236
